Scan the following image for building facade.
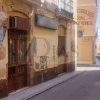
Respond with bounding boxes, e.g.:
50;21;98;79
96;39;100;65
77;0;98;64
0;0;77;98
96;38;100;55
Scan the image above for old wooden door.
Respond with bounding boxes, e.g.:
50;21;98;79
8;29;27;92
8;16;30;92
58;36;66;74
58;25;66;75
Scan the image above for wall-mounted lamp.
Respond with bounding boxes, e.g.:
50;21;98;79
77;30;83;38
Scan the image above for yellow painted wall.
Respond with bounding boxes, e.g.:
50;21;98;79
33;16;67;71
0;0;31;80
77;7;96;36
33;25;58;70
58;25;65;36
0;32;8;80
78;0;96;4
0;0;77;82
77;0;97;64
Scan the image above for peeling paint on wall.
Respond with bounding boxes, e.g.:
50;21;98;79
0;46;6;60
0;10;6;27
35;62;40;69
40;56;47;69
53;45;56;62
27;58;35;85
36;37;50;56
0;67;6;78
0;10;7;46
26;36;37;58
0;8;7;60
0;27;4;46
71;39;78;59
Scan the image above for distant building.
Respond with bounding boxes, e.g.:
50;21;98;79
96;39;100;55
77;0;98;64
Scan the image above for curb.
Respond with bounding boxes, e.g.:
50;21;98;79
2;71;85;100
22;71;85;100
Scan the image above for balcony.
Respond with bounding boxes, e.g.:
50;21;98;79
23;0;43;6
55;0;73;20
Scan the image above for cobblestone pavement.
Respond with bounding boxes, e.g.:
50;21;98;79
29;71;100;100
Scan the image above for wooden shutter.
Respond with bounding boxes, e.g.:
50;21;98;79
9;16;30;30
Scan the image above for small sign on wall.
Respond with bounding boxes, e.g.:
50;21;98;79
83;37;91;42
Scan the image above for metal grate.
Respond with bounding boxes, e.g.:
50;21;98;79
59;0;73;13
8;29;27;64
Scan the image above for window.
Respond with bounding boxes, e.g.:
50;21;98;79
59;0;73;13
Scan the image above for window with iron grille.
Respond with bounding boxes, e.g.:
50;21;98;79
59;0;73;13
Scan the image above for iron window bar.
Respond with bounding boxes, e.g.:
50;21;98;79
59;0;73;13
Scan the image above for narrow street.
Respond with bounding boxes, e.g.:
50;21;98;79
0;0;99;99
29;71;100;100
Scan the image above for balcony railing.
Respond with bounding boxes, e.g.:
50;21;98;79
59;0;73;13
34;0;42;3
55;0;73;18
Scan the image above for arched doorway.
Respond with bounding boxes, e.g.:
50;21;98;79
58;25;66;75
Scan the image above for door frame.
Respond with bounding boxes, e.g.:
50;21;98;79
8;29;28;92
58;25;67;74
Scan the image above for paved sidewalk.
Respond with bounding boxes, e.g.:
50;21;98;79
77;67;100;71
2;71;84;100
29;70;100;100
77;64;100;67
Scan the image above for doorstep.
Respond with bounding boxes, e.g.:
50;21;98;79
2;71;85;100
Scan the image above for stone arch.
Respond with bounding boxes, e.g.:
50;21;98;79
58;24;66;36
8;11;29;18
